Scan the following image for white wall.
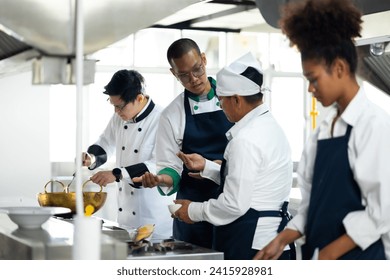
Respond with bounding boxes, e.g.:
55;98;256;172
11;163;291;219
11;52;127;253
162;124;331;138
0;71;51;205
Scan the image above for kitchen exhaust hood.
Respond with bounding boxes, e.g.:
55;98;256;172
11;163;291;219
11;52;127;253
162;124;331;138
355;10;390;94
254;0;390;95
0;0;388;91
0;0;198;83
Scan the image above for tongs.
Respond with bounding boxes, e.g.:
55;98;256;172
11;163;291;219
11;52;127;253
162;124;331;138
66;172;76;192
66;154;87;192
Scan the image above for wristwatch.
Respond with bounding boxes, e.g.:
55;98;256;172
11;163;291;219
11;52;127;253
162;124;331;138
112;168;122;182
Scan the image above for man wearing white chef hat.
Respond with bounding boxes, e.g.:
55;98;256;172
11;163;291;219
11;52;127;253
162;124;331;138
174;52;295;260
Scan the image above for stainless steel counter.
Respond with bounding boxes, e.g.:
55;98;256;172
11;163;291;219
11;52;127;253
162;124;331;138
0;214;224;260
0;213;127;260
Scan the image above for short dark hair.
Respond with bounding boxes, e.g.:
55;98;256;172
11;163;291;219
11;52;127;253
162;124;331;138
167;38;201;66
103;69;145;103
240;66;263;103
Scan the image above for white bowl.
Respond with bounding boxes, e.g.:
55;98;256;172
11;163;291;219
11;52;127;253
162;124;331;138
0;206;70;229
168;204;182;215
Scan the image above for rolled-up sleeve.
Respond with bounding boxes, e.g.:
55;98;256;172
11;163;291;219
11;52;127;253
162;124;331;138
343;116;390;250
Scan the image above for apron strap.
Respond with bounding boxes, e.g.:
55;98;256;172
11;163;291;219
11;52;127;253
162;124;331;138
257;201;296;259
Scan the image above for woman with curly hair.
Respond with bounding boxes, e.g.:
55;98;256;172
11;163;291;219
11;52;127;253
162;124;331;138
254;0;390;260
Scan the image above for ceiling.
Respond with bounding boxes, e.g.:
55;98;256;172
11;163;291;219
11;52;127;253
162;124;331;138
152;0;278;33
0;0;389;92
0;0;274;63
1;0;390;60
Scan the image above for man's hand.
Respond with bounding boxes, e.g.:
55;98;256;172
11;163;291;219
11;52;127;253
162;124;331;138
253;229;301;260
90;171;115;187
177;151;206;171
132;172;173;188
173;199;194;224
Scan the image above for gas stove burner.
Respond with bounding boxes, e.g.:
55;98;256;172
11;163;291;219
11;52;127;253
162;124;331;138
127;240;164;255
160;239;194;251
127;239;195;255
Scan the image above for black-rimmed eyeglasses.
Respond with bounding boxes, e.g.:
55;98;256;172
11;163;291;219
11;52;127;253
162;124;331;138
176;62;205;84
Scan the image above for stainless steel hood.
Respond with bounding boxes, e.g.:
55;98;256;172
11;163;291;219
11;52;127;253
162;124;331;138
355;10;390;94
254;0;390;95
0;0;199;82
0;0;389;91
0;0;199;56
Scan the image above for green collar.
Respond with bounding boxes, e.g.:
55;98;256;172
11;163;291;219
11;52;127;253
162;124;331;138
186;77;216;102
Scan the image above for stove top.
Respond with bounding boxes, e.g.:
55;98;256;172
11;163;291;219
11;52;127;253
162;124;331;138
126;238;224;260
99;220;224;260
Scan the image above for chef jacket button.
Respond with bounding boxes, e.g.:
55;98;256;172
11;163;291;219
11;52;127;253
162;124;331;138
124;125;128;129
138;128;142;132
132;211;136;215
119;187;122;192
134;149;138;153
131;191;134;195
119;208;123;212
122;146;125;150
194;105;199;110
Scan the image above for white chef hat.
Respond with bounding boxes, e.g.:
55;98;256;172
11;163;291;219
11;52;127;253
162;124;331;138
216;52;263;97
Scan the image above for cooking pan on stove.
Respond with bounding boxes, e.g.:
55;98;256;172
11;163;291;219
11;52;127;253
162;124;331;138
37;179;107;216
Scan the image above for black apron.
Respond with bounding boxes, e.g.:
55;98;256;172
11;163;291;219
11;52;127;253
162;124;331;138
173;79;233;249
302;125;385;259
214;159;296;260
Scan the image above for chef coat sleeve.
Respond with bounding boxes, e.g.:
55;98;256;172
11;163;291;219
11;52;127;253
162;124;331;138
199;159;221;184
87;114;116;170
343;117;390;250
123;143;157;188
189;138;257;225
155;104;184;196
87;145;107;170
124;163;150;188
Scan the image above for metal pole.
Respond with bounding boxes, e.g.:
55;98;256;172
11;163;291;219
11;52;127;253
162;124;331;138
75;0;84;216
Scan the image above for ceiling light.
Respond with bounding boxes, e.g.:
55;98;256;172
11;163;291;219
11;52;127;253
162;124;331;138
370;42;385;56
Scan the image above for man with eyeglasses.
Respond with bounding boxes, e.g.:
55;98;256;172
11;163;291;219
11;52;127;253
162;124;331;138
133;38;233;249
82;69;172;239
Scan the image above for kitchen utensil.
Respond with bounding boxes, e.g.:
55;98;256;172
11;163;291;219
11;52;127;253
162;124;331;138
67;172;76;190
102;222;152;243
134;224;154;242
0;206;70;229
168;204;182;215
37;180;107;215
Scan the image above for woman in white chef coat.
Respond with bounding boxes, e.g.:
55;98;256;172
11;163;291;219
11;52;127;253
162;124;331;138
82;69;172;238
172;52;295;260
254;0;390;260
133;38;233;249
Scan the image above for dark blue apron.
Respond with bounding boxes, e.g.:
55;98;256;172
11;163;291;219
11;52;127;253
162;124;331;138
173;79;233;249
214;158;296;260
302;125;385;259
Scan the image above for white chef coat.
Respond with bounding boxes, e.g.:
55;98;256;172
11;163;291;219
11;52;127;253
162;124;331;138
91;98;173;238
287;87;390;259
188;103;293;250
156;91;224;194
